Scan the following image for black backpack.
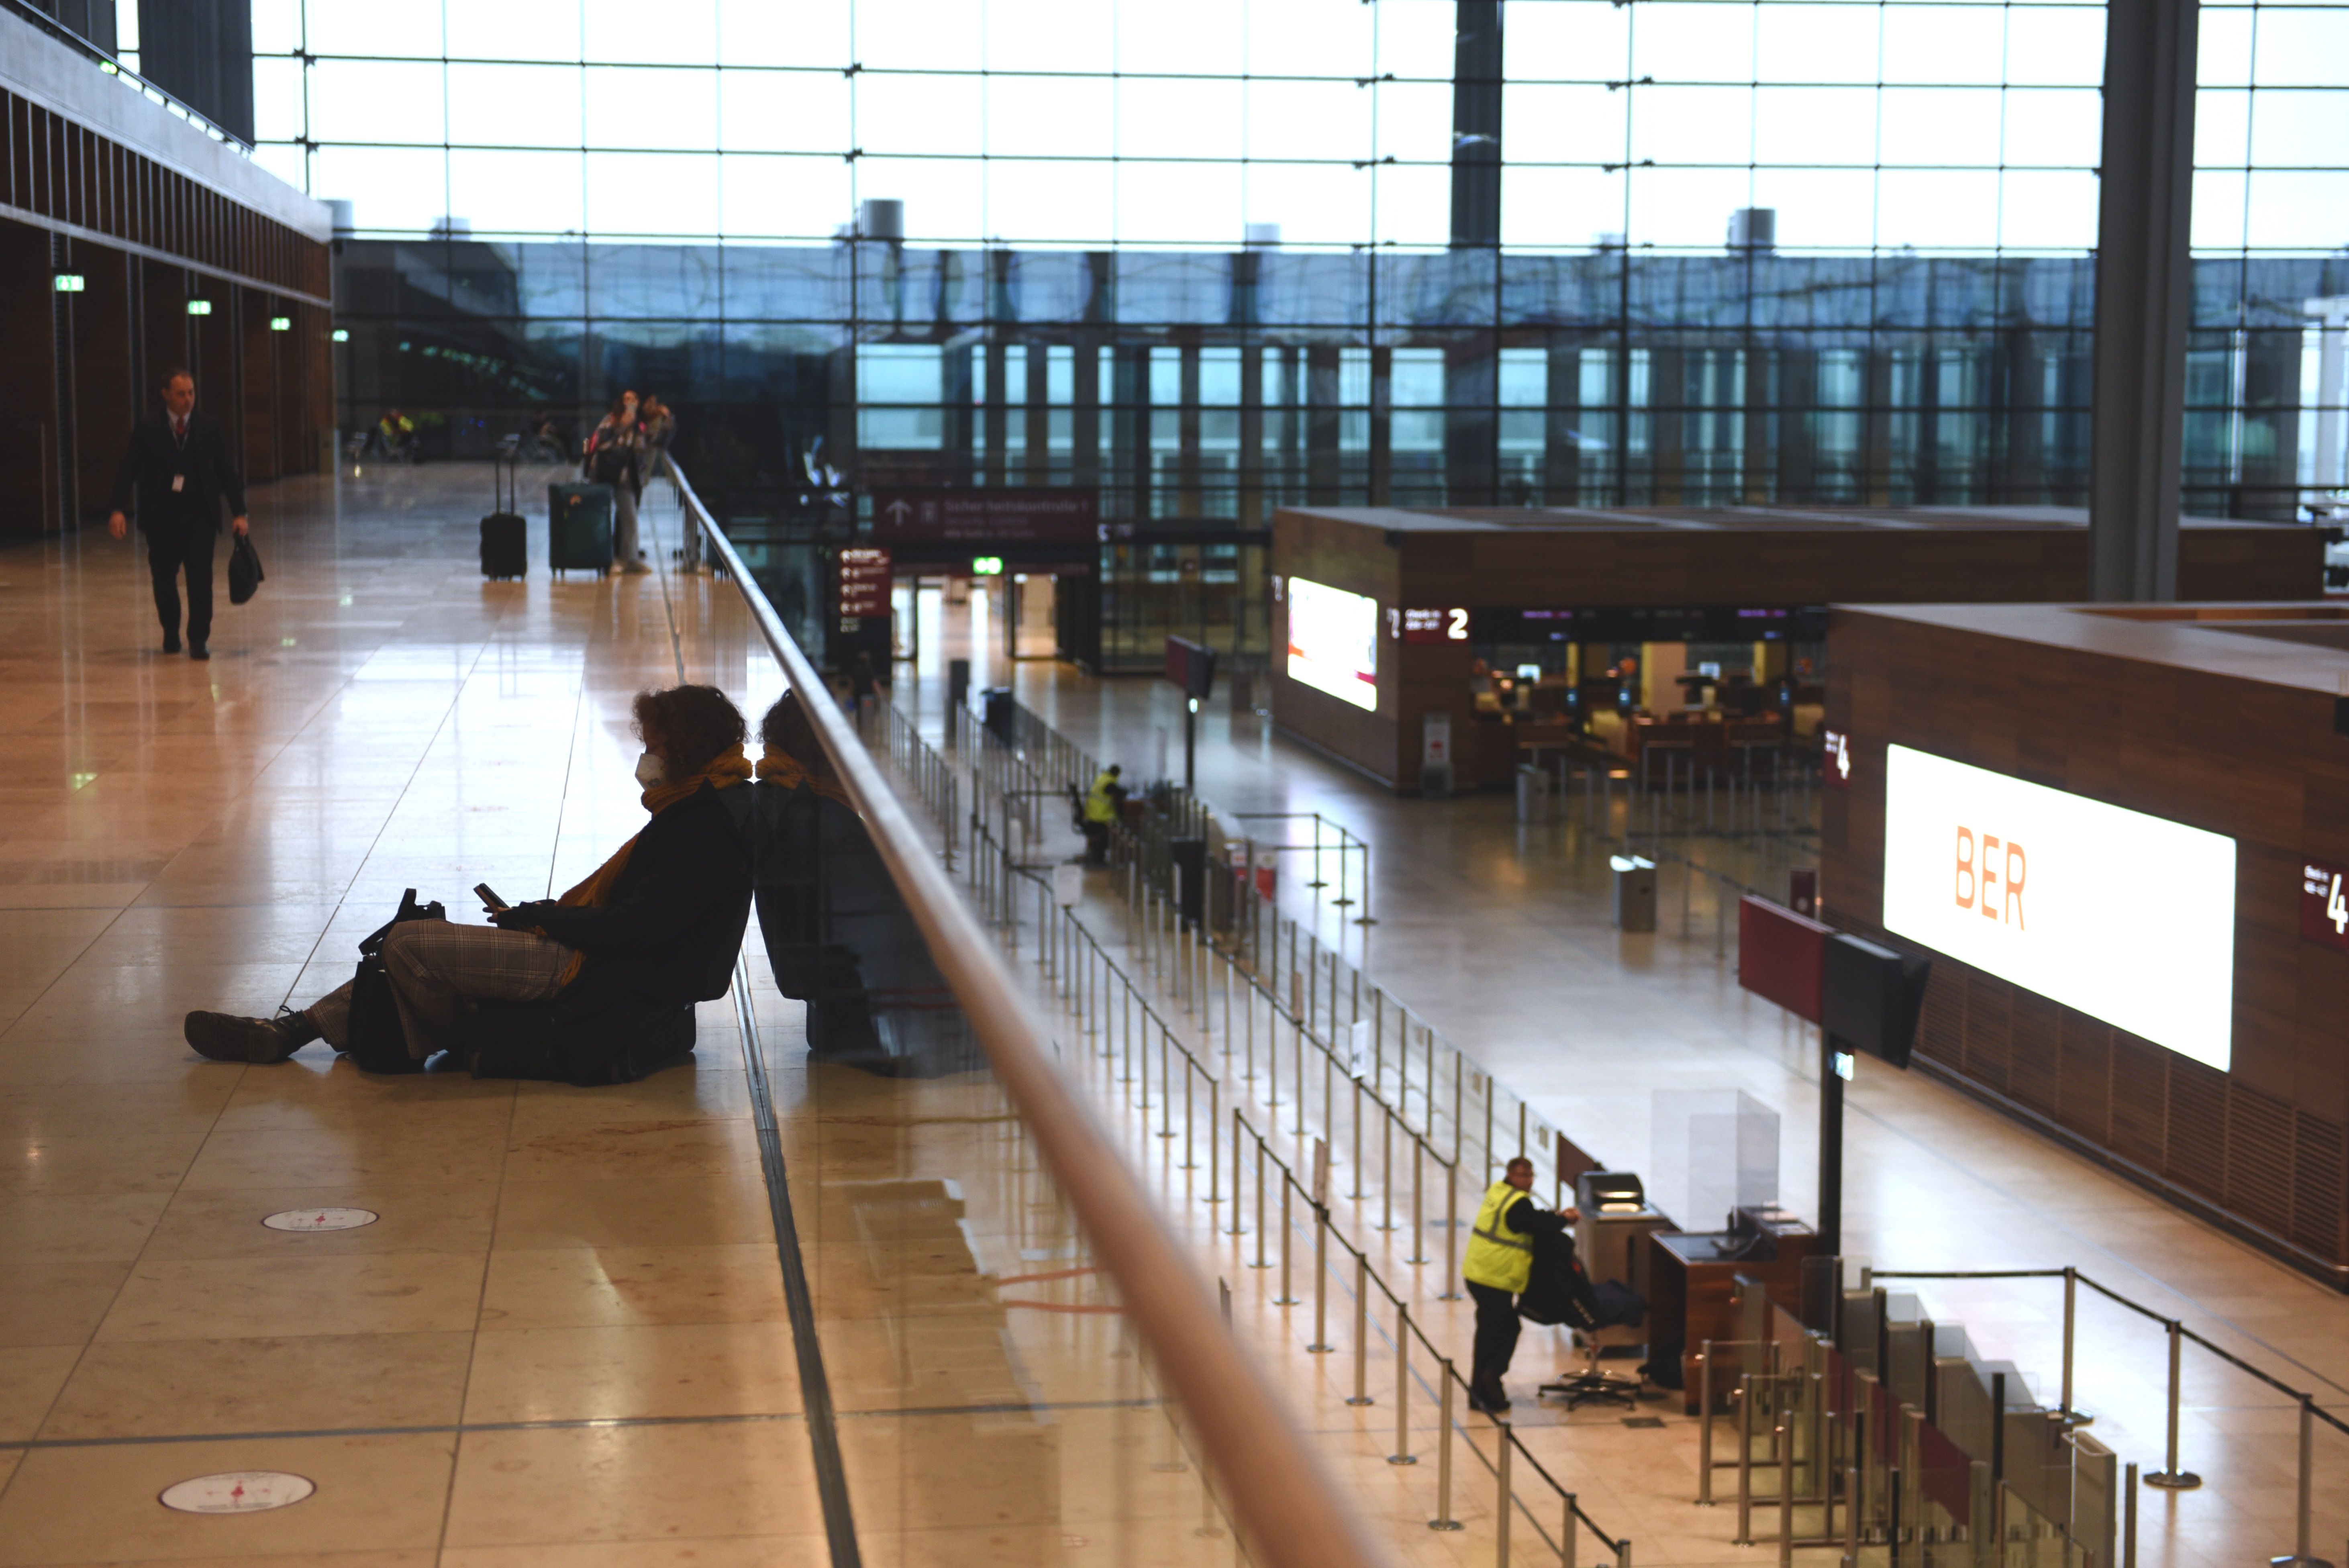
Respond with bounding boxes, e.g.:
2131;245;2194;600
343;888;444;1073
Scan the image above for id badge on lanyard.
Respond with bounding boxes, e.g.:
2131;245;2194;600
171;474;186;493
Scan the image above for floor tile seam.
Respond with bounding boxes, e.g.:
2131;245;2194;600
3;1410;818;1452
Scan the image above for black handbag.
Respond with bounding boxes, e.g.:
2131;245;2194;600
343;889;444;1073
228;535;265;604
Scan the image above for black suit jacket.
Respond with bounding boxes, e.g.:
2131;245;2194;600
112;412;246;538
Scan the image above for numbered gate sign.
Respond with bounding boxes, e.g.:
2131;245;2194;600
2301;861;2349;953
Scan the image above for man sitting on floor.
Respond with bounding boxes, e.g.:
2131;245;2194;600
183;684;755;1069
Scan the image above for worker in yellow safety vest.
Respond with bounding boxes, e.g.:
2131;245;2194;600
1081;765;1123;865
1462;1155;1577;1414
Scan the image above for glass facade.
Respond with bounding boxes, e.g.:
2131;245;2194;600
270;0;2348;562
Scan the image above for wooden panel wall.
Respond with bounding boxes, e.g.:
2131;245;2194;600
1;89;328;299
1820;609;2349;1284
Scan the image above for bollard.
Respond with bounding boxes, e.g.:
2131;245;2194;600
1407;1135;1429;1263
1252;1139;1268;1266
1430;1362;1464;1531
1440;1164;1461;1299
1778;1423;1793;1568
1390;1302;1416;1465
1207;1079;1218;1200
1697;1341;1714;1504
2124;1463;2138;1568
1497;1424;1513;1567
2061;1265;2090;1424
1735;1374;1753;1544
1347;1253;1373;1405
2269;1394;2330;1568
1227;1110;1246;1235
1309;1201;1333;1352
2144;1319;2201;1488
1293;1009;1306;1136
1159;1029;1175;1138
1180;1058;1196;1169
1378;1101;1396;1231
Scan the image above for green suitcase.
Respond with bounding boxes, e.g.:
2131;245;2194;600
548;482;612;576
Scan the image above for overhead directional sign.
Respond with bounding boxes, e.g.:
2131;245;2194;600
870;488;1100;543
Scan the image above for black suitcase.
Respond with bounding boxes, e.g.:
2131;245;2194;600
481;452;527;579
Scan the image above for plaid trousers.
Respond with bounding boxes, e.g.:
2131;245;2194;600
310;918;575;1060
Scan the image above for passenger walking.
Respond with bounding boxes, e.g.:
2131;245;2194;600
1461;1155;1576;1415
584;391;650;574
108;368;249;661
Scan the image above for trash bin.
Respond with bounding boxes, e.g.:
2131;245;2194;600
982;687;1016;744
1516;763;1551;823
1610;853;1657;932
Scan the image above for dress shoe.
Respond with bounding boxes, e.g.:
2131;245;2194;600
162;632;182;654
184;1007;319;1064
188;641;210;660
1468;1380;1511;1415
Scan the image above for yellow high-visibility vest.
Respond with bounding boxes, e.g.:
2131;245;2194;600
1084;772;1119;824
1462;1179;1535;1293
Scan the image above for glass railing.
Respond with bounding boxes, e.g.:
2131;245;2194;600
649;463;1390;1568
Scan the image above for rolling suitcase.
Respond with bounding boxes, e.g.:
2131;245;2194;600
480;454;526;580
548;482;614;577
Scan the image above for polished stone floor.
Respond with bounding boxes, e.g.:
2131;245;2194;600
0;470;1229;1567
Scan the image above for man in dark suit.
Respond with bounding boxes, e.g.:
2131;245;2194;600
108;368;248;661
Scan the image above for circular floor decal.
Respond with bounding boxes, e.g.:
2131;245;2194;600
261;1207;378;1233
159;1471;316;1514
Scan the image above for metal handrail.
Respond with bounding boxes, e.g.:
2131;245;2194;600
669;465;1390;1568
2;0;257;151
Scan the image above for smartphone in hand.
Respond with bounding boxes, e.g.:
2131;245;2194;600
474;883;509;913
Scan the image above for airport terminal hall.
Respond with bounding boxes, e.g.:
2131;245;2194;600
9;0;2349;1563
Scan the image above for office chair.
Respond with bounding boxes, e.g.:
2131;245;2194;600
1537;1277;1649;1410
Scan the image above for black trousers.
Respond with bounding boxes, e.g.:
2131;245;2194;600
1468;1281;1521;1392
145;525;217;644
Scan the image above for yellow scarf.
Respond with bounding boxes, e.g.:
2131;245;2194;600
548;744;753;984
756;744;853;806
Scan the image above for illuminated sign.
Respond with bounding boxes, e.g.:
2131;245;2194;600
970;556;1003;576
837;547;892;619
187;300;212;316
270;316;292;331
1287;578;1379;711
1881;745;2237;1072
2302;861;2349;952
1395;606;1467;644
53;274;85;293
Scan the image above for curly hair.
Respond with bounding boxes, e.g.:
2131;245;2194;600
758;691;840;782
633;685;745;774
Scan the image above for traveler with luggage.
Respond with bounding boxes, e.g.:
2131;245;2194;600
583;391;649;574
108;368;249;661
1461;1155;1578;1415
181;685;753;1072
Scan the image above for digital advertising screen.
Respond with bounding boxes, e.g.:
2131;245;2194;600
1286;577;1380;712
1880;745;2237;1072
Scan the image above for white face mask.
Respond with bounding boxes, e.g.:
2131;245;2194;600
634;751;667;788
